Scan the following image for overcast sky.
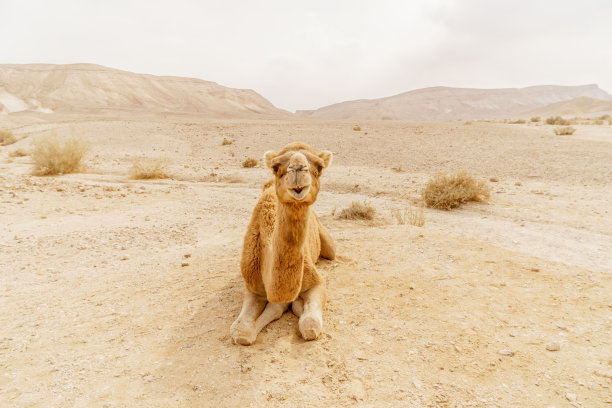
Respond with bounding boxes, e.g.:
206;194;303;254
1;0;611;111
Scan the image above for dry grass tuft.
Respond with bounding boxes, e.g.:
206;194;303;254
463;121;473;125
510;119;526;124
222;138;233;145
129;158;169;179
594;119;604;125
422;171;491;210
353;125;361;131
9;148;29;157
338;201;376;220
546;116;570;126
31;135;89;176
530;116;541;122
0;130;17;146
242;157;258;168
392;205;425;227
554;126;576;136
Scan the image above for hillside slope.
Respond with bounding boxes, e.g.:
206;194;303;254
522;96;612;117
298;85;612;120
0;63;289;117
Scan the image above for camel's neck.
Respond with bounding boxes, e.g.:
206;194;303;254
264;201;310;303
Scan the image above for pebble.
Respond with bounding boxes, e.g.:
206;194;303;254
546;342;560;351
181;263;189;267
565;393;577;403
498;350;515;357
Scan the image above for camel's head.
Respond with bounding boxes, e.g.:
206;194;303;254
264;142;332;206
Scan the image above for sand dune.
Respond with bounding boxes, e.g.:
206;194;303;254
297;84;612;120
522;96;612;117
0;63;289;117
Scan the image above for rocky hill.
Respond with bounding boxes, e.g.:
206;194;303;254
0;63;289;117
298;85;612;120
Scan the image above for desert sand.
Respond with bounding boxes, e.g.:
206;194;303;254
1;113;611;408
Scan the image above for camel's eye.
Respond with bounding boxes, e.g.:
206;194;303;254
272;164;281;174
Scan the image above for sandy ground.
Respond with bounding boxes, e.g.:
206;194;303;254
1;114;611;407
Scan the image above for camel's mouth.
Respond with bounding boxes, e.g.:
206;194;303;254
288;185;310;201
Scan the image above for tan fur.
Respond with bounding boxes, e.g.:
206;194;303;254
231;142;335;345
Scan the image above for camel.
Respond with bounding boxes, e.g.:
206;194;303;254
230;142;336;345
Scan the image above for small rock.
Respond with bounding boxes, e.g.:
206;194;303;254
565;393;577;403
120;256;129;261
181;263;189;267
184;254;191;258
499;349;515;357
546;342;560;351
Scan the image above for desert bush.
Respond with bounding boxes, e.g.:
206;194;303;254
594;119;604;125
338;201;376;220
31;135;88;175
510;119;526;124
554;126;576;135
129;158;168;179
463;121;473;125
222;138;233;145
392;206;425;227
609;119;612;125
242;157;258;168
545;116;570;126
9;148;28;157
599;114;610;120
530;116;540;122
353;125;361;131
422;171;491;210
0;130;17;146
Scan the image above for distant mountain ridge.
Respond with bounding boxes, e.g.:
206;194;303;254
297;84;612;120
522;96;612;117
0;63;289;117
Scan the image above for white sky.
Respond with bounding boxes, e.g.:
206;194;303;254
1;0;611;111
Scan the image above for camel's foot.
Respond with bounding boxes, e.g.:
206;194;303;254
299;313;322;341
291;298;304;317
230;319;256;346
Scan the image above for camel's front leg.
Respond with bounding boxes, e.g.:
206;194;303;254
298;284;326;340
230;291;267;345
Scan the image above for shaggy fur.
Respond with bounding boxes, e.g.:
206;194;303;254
230;142;335;345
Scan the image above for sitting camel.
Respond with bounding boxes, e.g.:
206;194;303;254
230;142;336;345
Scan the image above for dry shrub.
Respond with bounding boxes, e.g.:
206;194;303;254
9;148;29;157
463;121;473;125
510;119;526;124
530;116;540;122
242;157;258;168
599;114;610;120
338;201;376;220
392;206;425;227
546;116;570;126
554;126;576;135
422;172;491;210
31;135;89;176
594;119;604;125
609;119;612;126
0;130;17;146
129;158;168;179
353;125;361;131
222;138;233;145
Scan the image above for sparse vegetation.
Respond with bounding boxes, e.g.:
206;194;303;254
554;126;576;135
392;205;425;227
489;177;499;182
510;119;526;124
222;138;233;145
530;117;541;122
9;148;28;157
0;130;17;146
31;135;89;176
242;157;258;168
599;114;610;120
129;158;169;179
353;125;361;131
338;201;376;220
463;121;473;125
422;171;491;210
546;116;570;126
391;165;403;172
594;119;604;125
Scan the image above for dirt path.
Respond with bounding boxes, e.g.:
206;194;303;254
1;116;610;407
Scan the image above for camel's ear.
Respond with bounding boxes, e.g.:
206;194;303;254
264;150;278;171
318;150;333;169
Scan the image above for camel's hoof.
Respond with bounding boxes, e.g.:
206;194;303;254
299;314;322;341
230;320;256;346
